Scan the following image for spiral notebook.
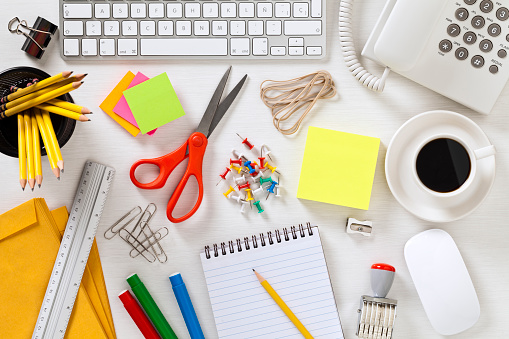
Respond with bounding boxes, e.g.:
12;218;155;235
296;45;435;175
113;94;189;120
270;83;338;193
200;224;344;338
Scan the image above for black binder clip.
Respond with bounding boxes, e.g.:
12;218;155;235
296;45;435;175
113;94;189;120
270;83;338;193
8;17;58;59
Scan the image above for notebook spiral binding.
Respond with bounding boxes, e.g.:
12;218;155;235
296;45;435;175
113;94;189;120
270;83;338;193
205;222;314;259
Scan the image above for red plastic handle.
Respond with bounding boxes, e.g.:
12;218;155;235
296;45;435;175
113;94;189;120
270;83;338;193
130;139;189;189
166;132;208;223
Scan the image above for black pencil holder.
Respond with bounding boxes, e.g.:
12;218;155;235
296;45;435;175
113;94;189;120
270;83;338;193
0;66;76;158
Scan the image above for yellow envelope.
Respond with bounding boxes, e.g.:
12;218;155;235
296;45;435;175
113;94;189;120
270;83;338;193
0;199;109;339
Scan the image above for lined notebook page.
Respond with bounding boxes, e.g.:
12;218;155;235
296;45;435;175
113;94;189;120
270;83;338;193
200;227;344;339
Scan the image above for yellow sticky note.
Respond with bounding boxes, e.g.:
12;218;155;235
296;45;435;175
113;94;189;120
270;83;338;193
100;71;140;137
297;127;380;210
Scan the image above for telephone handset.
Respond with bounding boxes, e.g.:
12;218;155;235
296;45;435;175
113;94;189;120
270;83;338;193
340;0;509;114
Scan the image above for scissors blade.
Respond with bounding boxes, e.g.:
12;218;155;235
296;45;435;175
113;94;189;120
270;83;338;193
196;66;232;137
208;74;248;138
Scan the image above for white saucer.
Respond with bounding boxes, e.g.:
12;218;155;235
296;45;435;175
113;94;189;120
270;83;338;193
385;111;496;223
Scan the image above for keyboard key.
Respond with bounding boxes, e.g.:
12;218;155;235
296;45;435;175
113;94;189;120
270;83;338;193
100;39;115;56
275;3;291;18
104;21;120;36
131;4;147;19
230;21;246;36
266;21;282;35
167;3;183;18
289;47;304;55
122;21;138;36
284;21;321;35
231;38;250;55
63;4;92;19
289;37;304;46
185;3;201;18
248;21;264;36
221;3;237;18
141;38;228;56
113;4;128;19
271;46;286;55
293;3;309;18
140;21;156;36
82;39;97;56
176;21;192;36
63;21;83;36
149;3;164;19
203;3;219;18
86;21;102;36
63;39;79;56
95;4;110;19
158;21;174;36
194;21;210;36
118;39;138;56
239;3;255;18
257;3;273;18
307;46;322;55
212;21;228;36
253;38;268;55
311;0;322;18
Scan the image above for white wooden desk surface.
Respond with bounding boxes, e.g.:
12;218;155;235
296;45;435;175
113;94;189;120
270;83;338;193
2;1;509;338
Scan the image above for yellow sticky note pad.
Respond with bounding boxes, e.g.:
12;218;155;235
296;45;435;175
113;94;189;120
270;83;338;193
297;127;380;210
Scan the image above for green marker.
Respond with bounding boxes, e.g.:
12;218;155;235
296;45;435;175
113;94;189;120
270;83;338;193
127;273;178;339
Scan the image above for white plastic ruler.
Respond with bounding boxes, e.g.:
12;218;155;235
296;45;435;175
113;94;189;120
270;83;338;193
32;161;115;339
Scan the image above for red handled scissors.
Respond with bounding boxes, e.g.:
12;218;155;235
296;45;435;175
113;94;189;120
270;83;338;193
130;67;247;223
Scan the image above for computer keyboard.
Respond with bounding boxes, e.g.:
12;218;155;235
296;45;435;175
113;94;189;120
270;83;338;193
59;0;326;60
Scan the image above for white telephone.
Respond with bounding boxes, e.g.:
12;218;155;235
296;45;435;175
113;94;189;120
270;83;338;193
339;0;509;114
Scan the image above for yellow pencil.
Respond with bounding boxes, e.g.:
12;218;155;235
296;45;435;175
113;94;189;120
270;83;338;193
37;103;90;122
9;73;88;95
23;112;35;190
253;270;314;339
31;112;43;188
34;108;60;179
47;98;91;114
0;71;72;104
41;109;64;174
0;81;83;120
17;114;27;191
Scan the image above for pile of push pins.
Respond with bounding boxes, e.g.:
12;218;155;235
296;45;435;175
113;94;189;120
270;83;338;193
217;133;282;214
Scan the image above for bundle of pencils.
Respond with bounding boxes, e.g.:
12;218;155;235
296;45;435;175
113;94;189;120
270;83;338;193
10;71;91;190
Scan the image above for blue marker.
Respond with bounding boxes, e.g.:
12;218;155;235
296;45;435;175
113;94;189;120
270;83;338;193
169;273;205;339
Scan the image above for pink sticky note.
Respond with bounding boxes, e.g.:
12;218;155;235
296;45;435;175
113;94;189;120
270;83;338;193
113;72;156;135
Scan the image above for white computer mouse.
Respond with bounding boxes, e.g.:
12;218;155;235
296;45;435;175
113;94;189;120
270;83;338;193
404;229;480;335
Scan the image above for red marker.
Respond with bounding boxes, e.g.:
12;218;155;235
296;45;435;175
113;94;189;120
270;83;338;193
119;290;161;339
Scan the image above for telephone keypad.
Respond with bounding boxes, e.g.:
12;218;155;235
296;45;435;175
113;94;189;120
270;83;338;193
439;39;453;53
463;31;477;44
496;7;509;21
471;55;485;68
455;47;469;60
456;8;469;21
487;23;501;37
480;0;493;13
471;16;486;28
447;24;461;37
479;39;493;52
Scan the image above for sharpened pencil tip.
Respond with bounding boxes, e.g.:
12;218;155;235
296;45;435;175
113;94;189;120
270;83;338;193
58;177;60;181
22;187;25;191
252;269;255;272
31;188;34;192
38;184;41;188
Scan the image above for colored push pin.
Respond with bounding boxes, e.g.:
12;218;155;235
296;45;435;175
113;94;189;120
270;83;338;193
258;157;266;170
260;144;273;161
260;177;272;186
253;185;264;195
266;180;277;200
232;149;247;161
229;193;244;203
237;133;254;150
254;200;264;213
240;200;249;213
235;175;247;185
230;164;243;174
265;162;280;174
275;178;282;197
251;171;262;181
223;185;235;198
246;188;254;201
216;167;231;186
230;158;243;166
238;182;251;190
244;161;256;174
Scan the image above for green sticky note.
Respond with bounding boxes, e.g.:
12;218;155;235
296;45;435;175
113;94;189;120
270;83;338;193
123;73;185;134
297;127;380;210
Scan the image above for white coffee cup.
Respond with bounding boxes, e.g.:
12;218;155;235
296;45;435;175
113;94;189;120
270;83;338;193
412;134;496;197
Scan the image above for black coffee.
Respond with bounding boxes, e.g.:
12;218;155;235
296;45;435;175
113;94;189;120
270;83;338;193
416;138;471;193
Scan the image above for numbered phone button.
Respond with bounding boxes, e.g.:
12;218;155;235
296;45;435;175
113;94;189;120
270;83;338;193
464;0;477;4
447;24;461;37
439;39;453;53
471;15;485;29
463;31;477;44
455;47;469;60
487;23;501;37
455;8;469;21
471;55;485;68
479;0;493;13
496;7;509;21
479;39;493;52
